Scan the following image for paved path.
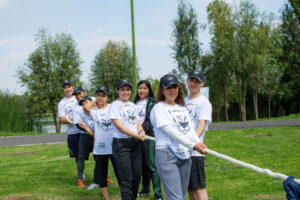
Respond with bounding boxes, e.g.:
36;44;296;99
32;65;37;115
0;118;299;146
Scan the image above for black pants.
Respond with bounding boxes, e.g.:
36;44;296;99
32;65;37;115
113;138;142;200
140;140;163;198
77;134;94;180
93;154;120;188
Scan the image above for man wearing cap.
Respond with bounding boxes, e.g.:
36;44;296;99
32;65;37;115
72;87;95;187
185;69;212;200
58;81;81;180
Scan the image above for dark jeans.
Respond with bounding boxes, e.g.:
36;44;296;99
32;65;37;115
77;134;93;180
140;140;163;198
93;154;120;188
113;138;142;200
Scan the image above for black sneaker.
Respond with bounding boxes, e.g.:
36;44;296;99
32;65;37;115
137;192;151;197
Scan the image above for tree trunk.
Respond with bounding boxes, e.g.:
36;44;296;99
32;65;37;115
224;88;229;121
53;113;61;133
268;96;271;118
253;89;258;120
216;105;221;122
241;83;247;121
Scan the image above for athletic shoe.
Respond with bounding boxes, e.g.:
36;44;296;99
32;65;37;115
154;198;163;200
137;192;151;197
106;177;114;184
77;179;86;187
87;183;99;190
82;174;86;181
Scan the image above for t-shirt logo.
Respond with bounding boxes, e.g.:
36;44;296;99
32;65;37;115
101;119;113;131
186;103;197;121
120;105;136;124
170;110;190;134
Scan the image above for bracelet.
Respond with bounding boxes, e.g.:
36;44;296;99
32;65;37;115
138;129;144;135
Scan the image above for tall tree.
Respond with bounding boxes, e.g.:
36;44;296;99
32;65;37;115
207;0;236;121
280;2;300;114
233;0;258;121
89;40;137;101
17;28;82;133
171;0;202;81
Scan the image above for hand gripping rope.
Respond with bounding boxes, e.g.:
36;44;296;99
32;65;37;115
144;135;300;184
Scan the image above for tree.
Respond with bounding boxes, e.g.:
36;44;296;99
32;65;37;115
280;2;300;114
207;0;236;121
233;0;259;121
147;77;160;98
89;40;138;101
171;0;202;79
17;28;82;133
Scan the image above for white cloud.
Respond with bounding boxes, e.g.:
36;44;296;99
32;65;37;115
0;0;11;8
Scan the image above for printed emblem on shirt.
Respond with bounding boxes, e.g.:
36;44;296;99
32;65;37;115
95;114;113;132
120;105;137;125
186;102;198;121
64;101;75;116
169;109;190;134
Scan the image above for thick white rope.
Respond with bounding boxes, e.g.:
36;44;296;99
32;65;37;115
144;135;300;184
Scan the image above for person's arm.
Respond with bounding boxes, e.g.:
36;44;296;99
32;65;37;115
112;119;145;141
159;125;206;154
195;120;206;137
78;120;94;137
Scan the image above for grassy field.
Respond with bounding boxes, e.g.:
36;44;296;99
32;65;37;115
0;126;299;200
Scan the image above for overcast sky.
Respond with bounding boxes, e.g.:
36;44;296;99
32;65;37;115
0;0;286;94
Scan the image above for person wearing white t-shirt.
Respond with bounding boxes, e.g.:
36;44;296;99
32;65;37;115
185;69;212;200
72;87;94;187
150;74;207;200
78;86;119;200
57;80;81;179
109;79;146;200
133;80;163;200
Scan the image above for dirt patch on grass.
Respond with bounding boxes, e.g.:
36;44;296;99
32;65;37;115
11;151;36;157
247;133;272;138
255;194;285;199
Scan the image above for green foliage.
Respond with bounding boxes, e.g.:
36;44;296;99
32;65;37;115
17;28;82;133
171;0;202;79
280;2;300;113
89;40;138;101
0;91;42;132
147;77;160;99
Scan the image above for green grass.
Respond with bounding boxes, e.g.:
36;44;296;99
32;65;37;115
0;126;299;199
212;113;300;124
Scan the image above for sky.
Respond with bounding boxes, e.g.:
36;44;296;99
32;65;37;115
0;0;287;94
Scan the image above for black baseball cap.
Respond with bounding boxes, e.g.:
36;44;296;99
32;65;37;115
79;96;92;106
95;86;110;96
160;74;180;88
117;79;132;90
62;80;73;87
188;69;205;82
72;86;85;95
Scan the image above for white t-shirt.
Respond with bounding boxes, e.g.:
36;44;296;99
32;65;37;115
57;96;79;134
109;100;139;139
135;98;148;125
150;102;198;160
90;105;113;155
73;97;96;134
185;95;212;157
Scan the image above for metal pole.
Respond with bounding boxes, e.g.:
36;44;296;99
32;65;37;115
130;0;137;96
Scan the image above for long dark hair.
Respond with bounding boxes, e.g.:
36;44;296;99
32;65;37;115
156;85;185;106
133;80;155;103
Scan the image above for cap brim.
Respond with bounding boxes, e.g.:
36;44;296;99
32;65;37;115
188;76;204;81
118;83;132;89
161;82;180;88
95;89;109;95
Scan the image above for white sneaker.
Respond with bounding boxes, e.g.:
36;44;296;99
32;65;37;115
87;183;99;190
82;174;86;181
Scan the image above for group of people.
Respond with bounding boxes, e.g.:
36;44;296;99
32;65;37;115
58;69;212;200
